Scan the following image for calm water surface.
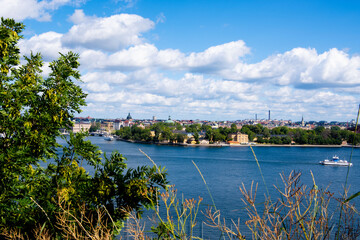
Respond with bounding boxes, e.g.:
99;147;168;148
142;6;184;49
58;137;360;238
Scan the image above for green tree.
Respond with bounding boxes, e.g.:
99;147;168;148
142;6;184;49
193;132;200;143
0;18;168;237
213;130;226;142
89;121;101;132
280;126;289;135
269;136;282;144
230;123;237;133
205;127;214;143
314;126;325;134
281;136;292;144
262;128;271;138
175;133;186;143
185;123;201;133
175;122;183;130
271;127;281;135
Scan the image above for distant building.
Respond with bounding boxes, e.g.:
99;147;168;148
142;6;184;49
268;110;271;121
72;121;91;133
187;137;197;144
127;113;132;120
199;138;209;144
227;133;249;144
114;119;124;130
301;116;305;127
165;116;174;124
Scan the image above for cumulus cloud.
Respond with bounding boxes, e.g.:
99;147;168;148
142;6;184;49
19;31;70;61
62;12;155;51
82;71;127;84
185;40;250;71
0;0;81;21
68;9;94;24
225;47;360;89
79;40;250;72
85;82;112;92
16;10;360;120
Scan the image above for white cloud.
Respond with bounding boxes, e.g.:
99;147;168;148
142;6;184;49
68;9;93;24
80;40;250;72
19;31;69;61
186;40;250;71
15;10;360;121
115;0;138;11
85;82;111;92
226;47;360;89
156;12;166;24
0;0;80;21
62;12;155;51
82;71;127;84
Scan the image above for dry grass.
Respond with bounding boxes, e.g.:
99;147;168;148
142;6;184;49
2;172;359;240
204;171;359;240
55;198;114;240
2;196;117;240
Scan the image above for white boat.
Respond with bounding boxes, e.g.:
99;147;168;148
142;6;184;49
104;135;114;141
319;155;353;166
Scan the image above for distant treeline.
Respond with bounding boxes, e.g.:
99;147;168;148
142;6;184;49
241;124;359;145
113;122;360;145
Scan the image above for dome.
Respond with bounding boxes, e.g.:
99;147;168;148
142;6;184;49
165;115;174;124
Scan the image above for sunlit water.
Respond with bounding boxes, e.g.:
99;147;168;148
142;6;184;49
57;136;360;239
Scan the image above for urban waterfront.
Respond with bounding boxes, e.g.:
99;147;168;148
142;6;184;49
57;136;360;238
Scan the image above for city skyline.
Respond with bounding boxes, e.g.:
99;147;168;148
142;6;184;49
1;0;360;121
73;112;357;124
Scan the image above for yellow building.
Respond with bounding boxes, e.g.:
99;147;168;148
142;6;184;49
72;122;91;133
227;133;249;144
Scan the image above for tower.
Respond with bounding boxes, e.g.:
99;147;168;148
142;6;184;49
301;115;304;127
268;110;271;121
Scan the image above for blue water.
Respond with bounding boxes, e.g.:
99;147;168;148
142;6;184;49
57;137;360;238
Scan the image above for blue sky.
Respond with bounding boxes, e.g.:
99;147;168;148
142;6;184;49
1;0;360;121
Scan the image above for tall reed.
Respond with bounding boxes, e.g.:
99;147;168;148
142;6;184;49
336;104;360;240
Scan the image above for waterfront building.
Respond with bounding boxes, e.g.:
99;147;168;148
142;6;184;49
72;121;91;133
227;132;249;144
199;138;210;144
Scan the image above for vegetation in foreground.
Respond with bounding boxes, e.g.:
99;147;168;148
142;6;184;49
0;18;167;239
1;17;359;239
3;170;360;240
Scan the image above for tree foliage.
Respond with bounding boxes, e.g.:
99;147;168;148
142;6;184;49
0;18;168;238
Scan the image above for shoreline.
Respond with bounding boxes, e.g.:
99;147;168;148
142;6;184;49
114;138;359;148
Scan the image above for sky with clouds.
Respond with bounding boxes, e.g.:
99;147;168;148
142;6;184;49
1;0;360;121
